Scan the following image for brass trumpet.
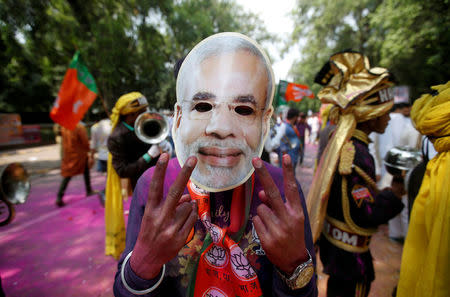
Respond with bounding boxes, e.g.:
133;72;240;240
134;111;169;144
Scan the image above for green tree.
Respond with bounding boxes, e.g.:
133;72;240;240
0;0;273;118
288;0;380;95
287;0;449;101
368;0;450;98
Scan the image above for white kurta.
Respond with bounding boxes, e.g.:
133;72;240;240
369;112;421;239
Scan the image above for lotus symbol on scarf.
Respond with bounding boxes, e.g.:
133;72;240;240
206;245;227;266
230;250;255;279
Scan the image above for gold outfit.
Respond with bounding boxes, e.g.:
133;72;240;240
307;52;394;242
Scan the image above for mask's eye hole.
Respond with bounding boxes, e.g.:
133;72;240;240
194;102;213;112
234;105;255;116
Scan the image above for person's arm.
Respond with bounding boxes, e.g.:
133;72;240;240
78;124;91;152
267;124;286;152
113;154;198;296
346;159;404;227
107;132;155;180
252;155;318;296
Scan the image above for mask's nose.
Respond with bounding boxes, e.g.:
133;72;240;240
205;105;235;139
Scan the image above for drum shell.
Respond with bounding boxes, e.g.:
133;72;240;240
1;162;30;204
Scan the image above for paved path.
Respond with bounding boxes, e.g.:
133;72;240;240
0;144;127;297
0;144;403;296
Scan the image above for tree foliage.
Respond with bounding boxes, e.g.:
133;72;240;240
0;0;271;118
288;0;449;100
369;0;450;98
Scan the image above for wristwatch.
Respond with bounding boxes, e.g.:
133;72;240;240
277;250;314;290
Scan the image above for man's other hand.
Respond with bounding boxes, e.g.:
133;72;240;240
130;153;198;279
252;154;309;275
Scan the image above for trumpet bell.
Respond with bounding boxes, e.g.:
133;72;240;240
134;112;169;144
1;162;30;204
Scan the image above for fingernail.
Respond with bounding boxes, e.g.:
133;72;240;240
253;157;262;168
283;154;291;166
158;153;168;164
186;156;196;167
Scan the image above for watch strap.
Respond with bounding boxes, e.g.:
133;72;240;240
277;249;314;290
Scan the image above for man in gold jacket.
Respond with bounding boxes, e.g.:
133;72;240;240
307;51;405;296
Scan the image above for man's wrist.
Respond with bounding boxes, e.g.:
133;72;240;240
280;249;310;275
122;251;165;294
277;249;314;290
143;153;152;163
130;245;164;280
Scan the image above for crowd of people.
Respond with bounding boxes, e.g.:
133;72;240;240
48;33;448;297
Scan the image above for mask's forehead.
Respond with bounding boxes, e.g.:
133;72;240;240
182;50;268;107
176;32;274;110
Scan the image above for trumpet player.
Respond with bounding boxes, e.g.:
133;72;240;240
105;91;172;259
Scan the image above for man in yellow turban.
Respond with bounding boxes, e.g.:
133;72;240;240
105;92;171;259
396;81;450;297
307;51;406;296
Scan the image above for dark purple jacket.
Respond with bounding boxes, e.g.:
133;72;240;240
319;136;404;282
113;158;318;296
107;122;157;189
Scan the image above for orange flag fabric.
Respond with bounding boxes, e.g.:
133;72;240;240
285;82;314;102
50;51;98;130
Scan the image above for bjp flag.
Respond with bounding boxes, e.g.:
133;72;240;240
275;80;314;106
285;82;314;102
50;51;98;130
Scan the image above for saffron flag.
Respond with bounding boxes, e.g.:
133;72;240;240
50;51;98;130
275;80;314;106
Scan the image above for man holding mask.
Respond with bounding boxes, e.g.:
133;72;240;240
113;33;317;297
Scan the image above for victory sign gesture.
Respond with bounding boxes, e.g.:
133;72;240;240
130;153;198;280
252;154;309;275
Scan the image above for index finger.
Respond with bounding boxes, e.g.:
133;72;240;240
161;156;197;216
147;152;170;208
252;157;287;216
281;154;302;210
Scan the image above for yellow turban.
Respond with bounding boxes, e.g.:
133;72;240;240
307;51;395;242
410;81;450;153
110;92;148;130
397;81;450;297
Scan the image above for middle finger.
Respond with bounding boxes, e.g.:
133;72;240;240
281;154;302;211
252;157;287;217
162;156;197;216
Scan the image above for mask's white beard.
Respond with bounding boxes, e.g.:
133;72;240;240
174;136;261;190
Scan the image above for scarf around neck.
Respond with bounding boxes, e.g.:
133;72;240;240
187;177;262;297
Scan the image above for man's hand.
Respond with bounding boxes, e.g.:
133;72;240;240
158;140;173;156
252;154;308;275
391;176;406;199
130;153;198;279
148;144;161;158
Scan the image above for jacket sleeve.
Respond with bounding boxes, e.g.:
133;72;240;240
107;132;153;181
113;172;166;297
344;166;404;228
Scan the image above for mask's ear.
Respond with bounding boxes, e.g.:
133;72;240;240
172;103;182;137
262;106;274;139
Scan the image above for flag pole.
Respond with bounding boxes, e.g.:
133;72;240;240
274;80;281;109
